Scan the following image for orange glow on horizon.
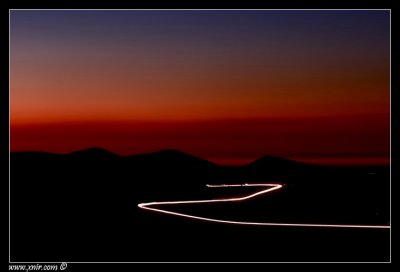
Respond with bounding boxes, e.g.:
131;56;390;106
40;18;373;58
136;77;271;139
10;10;390;166
10;114;389;166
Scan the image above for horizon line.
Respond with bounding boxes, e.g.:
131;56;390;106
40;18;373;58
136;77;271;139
9;147;390;167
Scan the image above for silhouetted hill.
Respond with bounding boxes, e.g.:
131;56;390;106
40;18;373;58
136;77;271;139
11;151;61;159
68;147;119;158
10;148;389;262
10;149;319;184
127;149;217;168
243;155;318;180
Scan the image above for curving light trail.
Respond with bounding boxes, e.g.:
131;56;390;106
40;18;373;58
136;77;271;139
138;183;390;229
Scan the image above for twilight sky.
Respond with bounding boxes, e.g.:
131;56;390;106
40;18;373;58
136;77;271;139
10;10;390;165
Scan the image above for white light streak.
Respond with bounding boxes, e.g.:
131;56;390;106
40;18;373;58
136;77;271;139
138;183;390;229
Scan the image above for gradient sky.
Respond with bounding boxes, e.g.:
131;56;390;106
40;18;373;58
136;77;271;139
10;10;390;165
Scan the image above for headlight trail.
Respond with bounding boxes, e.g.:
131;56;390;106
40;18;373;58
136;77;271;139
138;183;390;229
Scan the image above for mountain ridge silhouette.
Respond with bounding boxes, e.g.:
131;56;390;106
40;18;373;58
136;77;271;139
10;147;389;261
11;147;309;168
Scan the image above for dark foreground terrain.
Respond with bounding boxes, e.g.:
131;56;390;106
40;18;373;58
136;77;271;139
10;148;390;262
